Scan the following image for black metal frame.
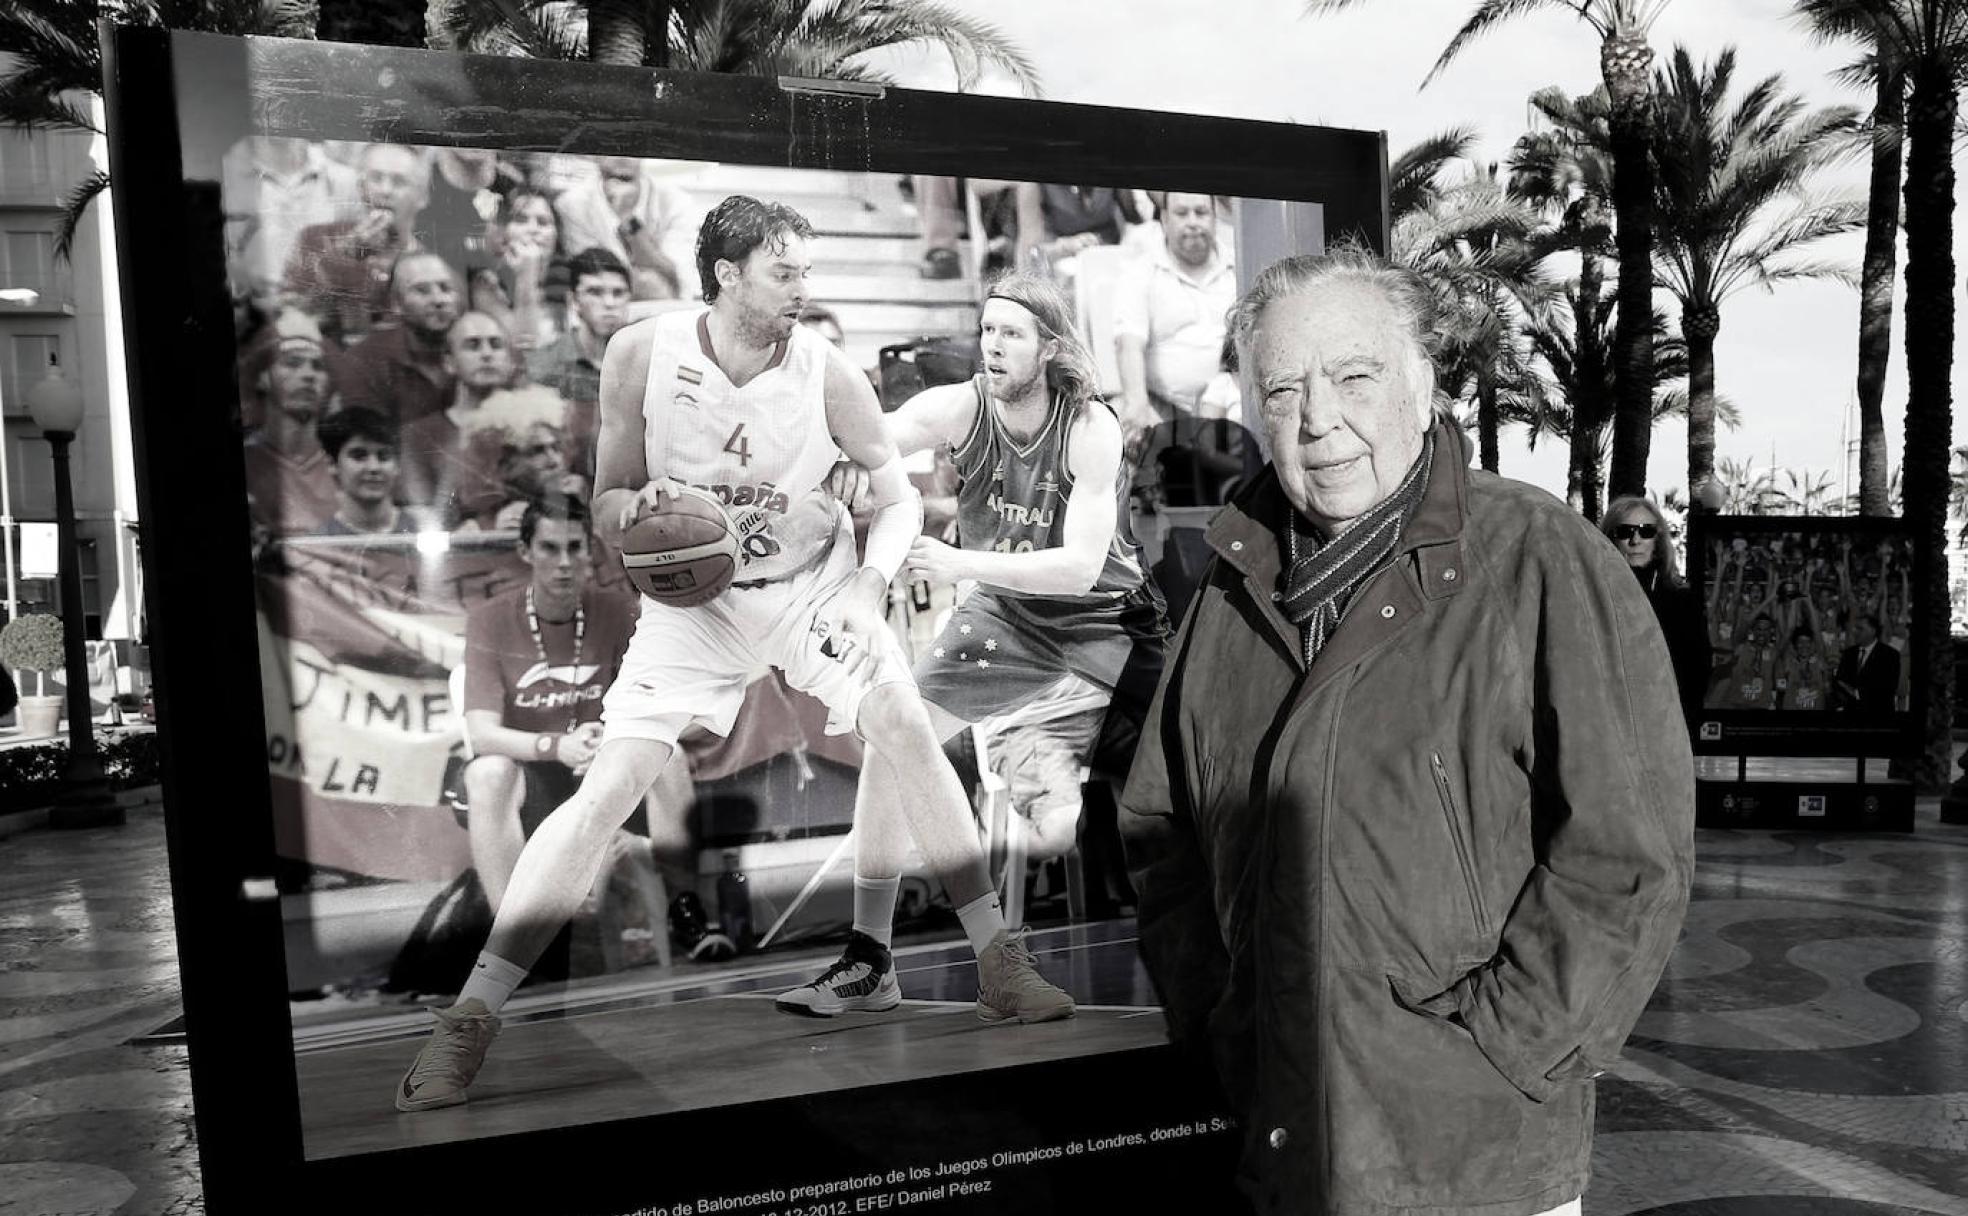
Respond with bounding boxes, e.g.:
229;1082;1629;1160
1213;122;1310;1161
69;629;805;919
104;26;1387;1214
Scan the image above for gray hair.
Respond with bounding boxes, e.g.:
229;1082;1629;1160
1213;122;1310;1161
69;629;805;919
1228;244;1445;427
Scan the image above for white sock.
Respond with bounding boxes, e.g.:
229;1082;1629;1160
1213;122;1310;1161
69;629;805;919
457;951;528;1015
955;891;1009;957
853;875;901;948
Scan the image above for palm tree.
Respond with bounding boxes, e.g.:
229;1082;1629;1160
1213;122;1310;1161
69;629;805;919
1517;291;1717;516
1796;2;1908;518
1713;456;1790;515
1648;45;1864;510
1793;0;1968;788
1509;85;1617;519
1307;0;1674;502
0;0;316;256
1776;467;1840;515
1393;158;1550;472
431;0;1041;90
1391;126;1482;218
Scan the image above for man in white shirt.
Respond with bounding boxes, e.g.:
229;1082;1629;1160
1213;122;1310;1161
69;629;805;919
1113;191;1238;446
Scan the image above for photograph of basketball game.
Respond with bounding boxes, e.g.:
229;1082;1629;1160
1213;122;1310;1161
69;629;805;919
224;136;1315;1159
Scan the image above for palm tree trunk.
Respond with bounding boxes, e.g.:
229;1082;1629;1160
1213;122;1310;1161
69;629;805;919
1572;251;1607;522
1477;360;1499;473
1901;64;1957;790
1857;64;1903;518
1604;33;1656;501
1683;302;1719;508
588;0;658;66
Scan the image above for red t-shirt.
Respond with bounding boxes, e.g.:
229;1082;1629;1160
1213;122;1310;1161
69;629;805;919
463;582;637;733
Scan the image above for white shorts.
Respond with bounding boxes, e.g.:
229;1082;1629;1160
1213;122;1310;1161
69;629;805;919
600;529;914;750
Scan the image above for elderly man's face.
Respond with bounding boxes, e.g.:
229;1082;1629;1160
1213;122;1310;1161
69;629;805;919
1250;281;1429;534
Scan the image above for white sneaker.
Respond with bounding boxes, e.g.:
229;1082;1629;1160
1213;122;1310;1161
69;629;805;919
395;998;501;1112
774;931;903;1017
976;929;1074;1024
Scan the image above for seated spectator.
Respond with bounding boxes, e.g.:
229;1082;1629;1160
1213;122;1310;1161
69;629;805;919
554;157;696;301
333;250;462;427
527;247;632;479
315;407;418;535
241;309;342;536
911;176;1034;280
452;386;590;531
1114;191;1238;441
1017;182;1137;272
469;188;571;354
399;310;526;521
283;143;432;344
459;497;646;915
223;136;359;315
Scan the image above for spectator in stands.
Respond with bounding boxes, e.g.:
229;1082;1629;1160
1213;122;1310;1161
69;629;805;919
423;147;520;290
458;497;643;914
333;251;462;427
911;177;1035;280
800;304;847;350
470;188;570;354
455;386;589;532
223;136;359;315
399;310;525;522
241;309;342;537
315;407;417;535
527;247;632;479
554;157;696;301
284;143;432;343
1114;191;1238;445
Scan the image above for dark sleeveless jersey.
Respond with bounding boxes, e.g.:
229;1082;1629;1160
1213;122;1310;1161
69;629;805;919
950;374;1146;602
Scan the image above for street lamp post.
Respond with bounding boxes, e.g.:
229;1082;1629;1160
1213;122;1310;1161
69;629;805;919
25;355;120;829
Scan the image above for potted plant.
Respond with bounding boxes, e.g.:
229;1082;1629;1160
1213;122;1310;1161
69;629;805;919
0;615;67;739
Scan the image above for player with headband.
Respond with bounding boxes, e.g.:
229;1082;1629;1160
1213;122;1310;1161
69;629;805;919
775;270;1165;1018
395;195;1073;1113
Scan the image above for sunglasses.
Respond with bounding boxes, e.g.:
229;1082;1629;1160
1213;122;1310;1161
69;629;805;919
1611;524;1658;541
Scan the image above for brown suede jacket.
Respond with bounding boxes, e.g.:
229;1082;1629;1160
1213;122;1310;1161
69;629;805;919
1120;422;1695;1216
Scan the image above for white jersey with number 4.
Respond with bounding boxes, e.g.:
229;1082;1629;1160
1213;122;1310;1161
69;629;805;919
638;309;847;584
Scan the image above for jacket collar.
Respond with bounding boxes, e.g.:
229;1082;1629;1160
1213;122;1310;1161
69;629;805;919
1206;418;1473;668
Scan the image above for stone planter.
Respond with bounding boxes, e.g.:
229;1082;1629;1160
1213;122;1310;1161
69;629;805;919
16;695;62;739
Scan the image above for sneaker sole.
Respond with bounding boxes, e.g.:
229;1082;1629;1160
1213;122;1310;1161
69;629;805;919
774;989;904;1018
396;1083;468;1113
976;1000;1076;1025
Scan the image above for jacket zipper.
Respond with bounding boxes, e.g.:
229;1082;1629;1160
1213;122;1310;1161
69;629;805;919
1430;751;1489;933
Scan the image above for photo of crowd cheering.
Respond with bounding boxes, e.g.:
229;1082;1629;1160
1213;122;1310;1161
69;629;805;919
222;134;1283;1155
1697;528;1913;717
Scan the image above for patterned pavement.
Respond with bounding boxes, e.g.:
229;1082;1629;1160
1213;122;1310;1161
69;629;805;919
3;803;1968;1214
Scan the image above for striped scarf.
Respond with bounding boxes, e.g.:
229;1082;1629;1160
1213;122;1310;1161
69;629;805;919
1281;432;1436;665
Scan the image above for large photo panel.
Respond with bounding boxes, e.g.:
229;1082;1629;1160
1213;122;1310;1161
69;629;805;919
111;28;1385;1215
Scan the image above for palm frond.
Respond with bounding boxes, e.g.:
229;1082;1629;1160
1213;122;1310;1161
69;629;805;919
54;168;109;262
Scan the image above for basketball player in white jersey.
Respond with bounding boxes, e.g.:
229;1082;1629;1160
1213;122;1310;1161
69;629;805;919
396;196;1072;1113
776;272;1167;1017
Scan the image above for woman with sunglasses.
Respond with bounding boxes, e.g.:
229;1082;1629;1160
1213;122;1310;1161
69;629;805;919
1602;496;1708;730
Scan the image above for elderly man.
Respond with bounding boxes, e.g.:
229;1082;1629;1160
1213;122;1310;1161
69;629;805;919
284;143;432;343
1118;248;1694;1216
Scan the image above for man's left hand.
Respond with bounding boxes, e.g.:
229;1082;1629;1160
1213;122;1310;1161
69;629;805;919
905;536;970;586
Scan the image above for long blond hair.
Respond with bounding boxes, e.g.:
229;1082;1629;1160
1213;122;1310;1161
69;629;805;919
984;271;1103;409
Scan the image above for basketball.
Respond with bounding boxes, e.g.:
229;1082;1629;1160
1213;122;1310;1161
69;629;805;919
620;485;739;606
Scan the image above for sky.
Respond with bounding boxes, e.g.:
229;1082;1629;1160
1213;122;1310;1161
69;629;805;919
878;0;1968;508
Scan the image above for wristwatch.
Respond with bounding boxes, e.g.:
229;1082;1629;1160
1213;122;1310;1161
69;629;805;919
535;733;558;759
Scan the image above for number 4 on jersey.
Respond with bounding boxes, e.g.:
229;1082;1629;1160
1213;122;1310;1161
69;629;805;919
723;423;753;468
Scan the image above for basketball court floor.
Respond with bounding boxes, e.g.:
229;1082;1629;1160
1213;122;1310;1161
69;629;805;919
290;919;1165;1158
